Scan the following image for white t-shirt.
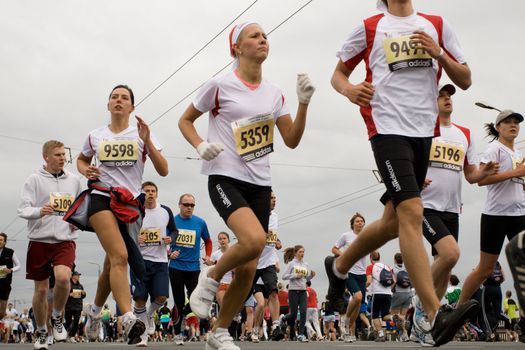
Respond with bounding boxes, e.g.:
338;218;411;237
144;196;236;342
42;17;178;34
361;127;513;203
336;11;466;139
139;204;175;263
481;140;525;216
193;70;289;186
334;231;367;275
81;125;162;198
422;123;477;213
211;249;233;284
370;262;393;295
258;210;279;269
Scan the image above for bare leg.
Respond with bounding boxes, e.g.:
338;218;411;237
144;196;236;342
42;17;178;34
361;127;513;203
33;280;49;328
397;198;440;320
52;265;72;313
90;211;132;314
458;252;499;304
431;236;460;299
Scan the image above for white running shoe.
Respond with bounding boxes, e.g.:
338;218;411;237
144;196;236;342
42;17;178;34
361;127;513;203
174;334;184;346
250;332;259;343
34;330;48;350
123;314;146;345
51;315;67;342
297;334;309;342
206;331;240;350
146;315;155;336
135;333;148;347
190;266;219;319
83;303;102;342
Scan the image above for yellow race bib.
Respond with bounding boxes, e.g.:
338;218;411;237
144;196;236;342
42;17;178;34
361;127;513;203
294;266;308;277
429;140;465;172
231;113;274;162
175;229;196;248
383;34;433;72
512;156;525;184
50;192;75;215
72;289;82;298
141;228;162;246
98;140;138;167
266;229;278;245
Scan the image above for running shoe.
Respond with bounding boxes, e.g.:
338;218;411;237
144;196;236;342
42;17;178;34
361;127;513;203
431;301;479;346
174;334;184;346
51;315;67;342
297;334;309;342
135;333;148;347
189;266;219;319
270;326;284;341
123;314;146;345
410;323;434;347
34;330;48;350
146;315;155;336
324;255;346;313
250;332;259;343
206;331;240;350
83;303;102;342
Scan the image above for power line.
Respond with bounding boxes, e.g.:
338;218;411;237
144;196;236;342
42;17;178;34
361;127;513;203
280;183;382;222
1;216;19;233
135;0;259;107
280;186;384;227
150;0;314;125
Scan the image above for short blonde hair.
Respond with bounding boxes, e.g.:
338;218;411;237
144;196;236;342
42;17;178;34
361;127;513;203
42;140;64;156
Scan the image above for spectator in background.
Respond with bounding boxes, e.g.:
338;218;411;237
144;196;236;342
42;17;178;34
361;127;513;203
503;290;520;341
0;233;21;322
305;281;322;341
445;274;461;306
277;282;288;316
64;270;85;342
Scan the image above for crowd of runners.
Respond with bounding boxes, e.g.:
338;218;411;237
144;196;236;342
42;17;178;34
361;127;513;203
1;0;525;349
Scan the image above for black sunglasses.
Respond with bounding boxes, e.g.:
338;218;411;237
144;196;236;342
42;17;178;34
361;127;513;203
181;203;195;208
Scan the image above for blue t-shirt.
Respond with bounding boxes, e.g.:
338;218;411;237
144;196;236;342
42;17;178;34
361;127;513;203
169;214;210;271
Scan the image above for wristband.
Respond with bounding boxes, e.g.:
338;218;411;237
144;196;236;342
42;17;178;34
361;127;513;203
435;47;444;60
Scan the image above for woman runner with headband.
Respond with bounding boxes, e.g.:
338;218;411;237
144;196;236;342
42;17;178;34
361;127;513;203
179;22;315;350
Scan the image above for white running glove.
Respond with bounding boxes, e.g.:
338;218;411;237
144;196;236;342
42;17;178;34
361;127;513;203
196;141;223;161
296;73;316;104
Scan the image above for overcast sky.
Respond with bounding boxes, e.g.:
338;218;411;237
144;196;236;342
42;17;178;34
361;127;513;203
1;0;524;311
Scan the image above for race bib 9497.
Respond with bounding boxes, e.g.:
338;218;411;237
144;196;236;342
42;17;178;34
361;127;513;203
383;34;433;72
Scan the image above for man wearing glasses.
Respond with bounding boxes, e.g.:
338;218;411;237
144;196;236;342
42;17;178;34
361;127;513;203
168;193;212;345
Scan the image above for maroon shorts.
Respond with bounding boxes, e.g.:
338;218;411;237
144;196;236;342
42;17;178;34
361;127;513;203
26;241;76;281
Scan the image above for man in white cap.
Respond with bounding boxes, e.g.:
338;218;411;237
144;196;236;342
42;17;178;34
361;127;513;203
417;83;498;339
328;0;480;347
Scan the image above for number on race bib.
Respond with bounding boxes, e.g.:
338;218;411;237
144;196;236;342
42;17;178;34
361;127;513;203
429;140;465;172
232;113;274;162
175;230;196;248
511;157;525;184
266;230;278;245
98;140;138;167
141;228;161;246
50;192;75;216
383;35;433;72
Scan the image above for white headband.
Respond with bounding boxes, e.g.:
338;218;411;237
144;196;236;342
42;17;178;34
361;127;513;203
229;21;258;58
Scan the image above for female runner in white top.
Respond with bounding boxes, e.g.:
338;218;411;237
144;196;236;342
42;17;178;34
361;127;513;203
77;85;168;344
458;110;525;305
179;22;315;349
